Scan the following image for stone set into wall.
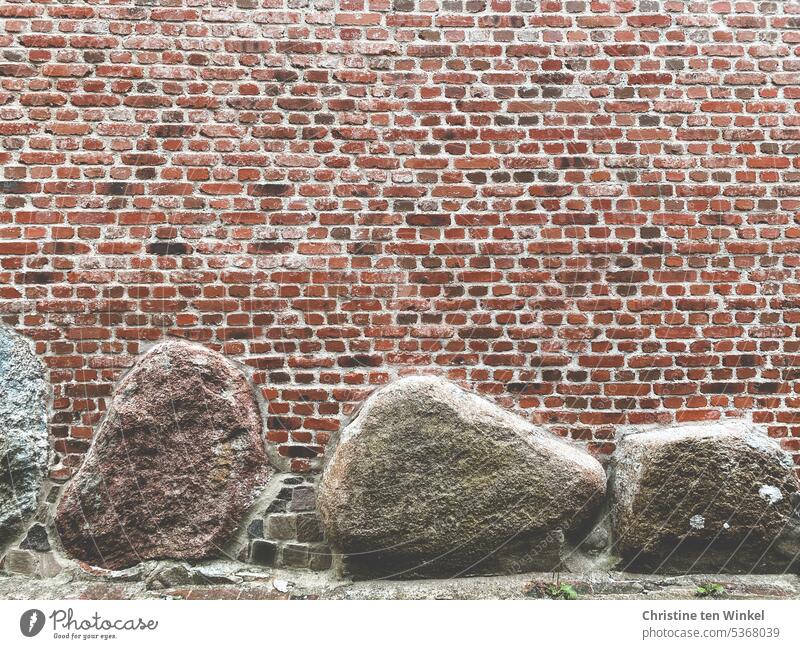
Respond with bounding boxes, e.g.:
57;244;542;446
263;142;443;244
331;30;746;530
1;331;800;581
0;327;56;578
318;375;606;577
54;339;270;570
243;474;332;571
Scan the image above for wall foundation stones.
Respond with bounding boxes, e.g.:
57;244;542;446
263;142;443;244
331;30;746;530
3;325;799;582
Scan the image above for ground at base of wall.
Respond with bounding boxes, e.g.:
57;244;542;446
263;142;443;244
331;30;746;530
1;568;799;600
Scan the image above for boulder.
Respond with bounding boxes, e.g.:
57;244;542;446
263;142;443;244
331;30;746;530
0;328;48;553
610;421;800;573
318;376;606;578
55;340;270;569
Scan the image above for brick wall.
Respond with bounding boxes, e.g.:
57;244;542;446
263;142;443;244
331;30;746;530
2;0;800;482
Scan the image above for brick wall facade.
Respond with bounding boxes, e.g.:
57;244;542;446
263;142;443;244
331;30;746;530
2;0;800;486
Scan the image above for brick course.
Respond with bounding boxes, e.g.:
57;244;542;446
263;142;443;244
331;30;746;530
1;0;800;483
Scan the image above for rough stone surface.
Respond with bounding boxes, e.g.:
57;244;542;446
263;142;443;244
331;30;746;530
318;376;606;578
611;421;800;573
249;540;277;566
0;327;48;554
20;524;51;553
55;340;270;570
1;549;61;579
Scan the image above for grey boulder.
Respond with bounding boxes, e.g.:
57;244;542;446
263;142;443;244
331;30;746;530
0;328;49;553
318;376;606;578
610;421;800;573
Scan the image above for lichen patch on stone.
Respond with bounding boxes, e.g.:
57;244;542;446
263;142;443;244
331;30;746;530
759;485;783;505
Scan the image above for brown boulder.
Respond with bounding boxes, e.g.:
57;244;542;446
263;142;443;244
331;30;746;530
55;340;269;569
318;376;606;578
610;421;800;573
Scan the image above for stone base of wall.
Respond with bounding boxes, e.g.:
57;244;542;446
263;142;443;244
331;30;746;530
3;333;800;589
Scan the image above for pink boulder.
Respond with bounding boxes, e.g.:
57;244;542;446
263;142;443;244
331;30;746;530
55;340;269;569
